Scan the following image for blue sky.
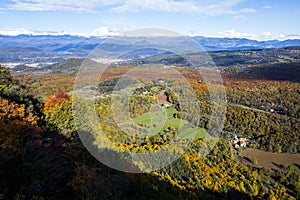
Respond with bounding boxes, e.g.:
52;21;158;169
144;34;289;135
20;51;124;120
0;0;299;40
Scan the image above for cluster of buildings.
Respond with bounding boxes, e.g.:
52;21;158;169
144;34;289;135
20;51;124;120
231;135;248;149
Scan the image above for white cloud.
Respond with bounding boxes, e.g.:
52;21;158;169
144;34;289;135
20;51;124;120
7;0;255;16
88;27;120;37
218;30;300;41
110;0;252;16
0;7;5;13
218;30;258;40
262;32;300;41
0;27;120;37
110;0;202;13
9;0;121;11
263;5;272;9
0;28;68;36
239;8;256;13
1;28;300;41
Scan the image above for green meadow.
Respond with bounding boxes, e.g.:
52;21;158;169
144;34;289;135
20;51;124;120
127;107;207;139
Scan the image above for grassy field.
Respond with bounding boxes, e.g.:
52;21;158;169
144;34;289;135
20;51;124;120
128;107;207;139
240;148;300;172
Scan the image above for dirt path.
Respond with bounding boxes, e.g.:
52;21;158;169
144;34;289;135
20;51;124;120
232;103;270;114
231;103;299;120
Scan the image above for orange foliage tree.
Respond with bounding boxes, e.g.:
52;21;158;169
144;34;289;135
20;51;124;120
0;97;40;158
43;92;76;137
43;92;70;113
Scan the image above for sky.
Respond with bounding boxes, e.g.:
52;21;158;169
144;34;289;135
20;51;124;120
0;0;299;40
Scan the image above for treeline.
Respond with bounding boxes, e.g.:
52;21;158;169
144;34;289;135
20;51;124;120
0;67;42;116
98;76;137;94
227;81;300;118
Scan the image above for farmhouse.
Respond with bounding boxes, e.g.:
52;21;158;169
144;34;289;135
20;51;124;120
231;135;248;149
161;103;170;108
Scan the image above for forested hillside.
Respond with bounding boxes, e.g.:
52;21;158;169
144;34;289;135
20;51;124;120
1;62;300;199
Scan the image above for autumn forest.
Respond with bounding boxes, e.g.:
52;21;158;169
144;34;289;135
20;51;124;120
1;46;300;200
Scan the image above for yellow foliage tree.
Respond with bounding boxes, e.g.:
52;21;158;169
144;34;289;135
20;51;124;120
0;97;40;158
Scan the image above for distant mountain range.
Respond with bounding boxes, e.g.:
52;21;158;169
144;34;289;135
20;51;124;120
192;36;300;51
0;34;300;63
